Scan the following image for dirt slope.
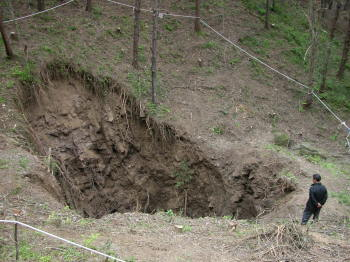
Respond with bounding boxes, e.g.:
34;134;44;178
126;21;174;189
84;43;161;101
0;0;350;261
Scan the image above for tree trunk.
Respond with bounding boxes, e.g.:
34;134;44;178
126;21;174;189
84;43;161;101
272;0;276;11
304;0;318;109
132;0;141;69
151;0;159;104
37;0;45;11
86;0;92;12
337;10;350;79
0;8;14;58
265;0;270;29
345;0;350;10
320;1;341;92
194;0;201;32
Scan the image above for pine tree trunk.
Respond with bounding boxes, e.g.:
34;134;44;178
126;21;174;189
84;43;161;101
37;0;45;11
265;0;270;29
151;0;159;104
320;2;341;92
86;0;92;12
0;9;14;58
132;0;141;69
194;0;201;32
337;10;350;79
304;0;318;109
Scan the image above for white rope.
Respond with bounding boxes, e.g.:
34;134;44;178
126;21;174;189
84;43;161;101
199;19;350;133
105;0;152;12
104;0;199;18
200;19;310;90
160;12;199;19
0;220;126;262
3;0;75;24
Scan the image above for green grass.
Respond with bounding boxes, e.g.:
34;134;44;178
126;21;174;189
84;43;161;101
201;41;219;49
0;159;9;169
331;191;350;206
19;156;29;170
211;126;224;135
241;0;350;111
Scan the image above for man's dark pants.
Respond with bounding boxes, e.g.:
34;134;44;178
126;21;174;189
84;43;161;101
301;206;321;225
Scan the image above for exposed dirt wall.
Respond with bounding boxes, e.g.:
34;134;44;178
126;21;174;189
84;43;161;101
23;73;295;219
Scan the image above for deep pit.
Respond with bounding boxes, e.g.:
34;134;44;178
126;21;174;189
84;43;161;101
22;65;295;219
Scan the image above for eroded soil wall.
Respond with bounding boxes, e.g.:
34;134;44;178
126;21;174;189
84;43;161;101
25;77;294;218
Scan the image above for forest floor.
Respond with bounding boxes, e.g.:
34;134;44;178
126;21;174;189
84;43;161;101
0;0;350;261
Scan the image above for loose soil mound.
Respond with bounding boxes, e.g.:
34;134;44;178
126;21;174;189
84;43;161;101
22;66;295;218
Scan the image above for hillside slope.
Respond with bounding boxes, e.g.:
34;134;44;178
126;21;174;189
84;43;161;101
0;0;350;261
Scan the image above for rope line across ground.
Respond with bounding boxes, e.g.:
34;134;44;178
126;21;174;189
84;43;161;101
0;220;126;262
1;0;349;150
3;0;75;23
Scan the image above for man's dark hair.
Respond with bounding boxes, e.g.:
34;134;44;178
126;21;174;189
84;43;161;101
313;174;321;182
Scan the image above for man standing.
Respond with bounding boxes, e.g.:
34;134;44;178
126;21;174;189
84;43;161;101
301;174;328;225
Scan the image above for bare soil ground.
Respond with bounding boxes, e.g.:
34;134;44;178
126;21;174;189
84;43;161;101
0;0;350;261
0;133;350;262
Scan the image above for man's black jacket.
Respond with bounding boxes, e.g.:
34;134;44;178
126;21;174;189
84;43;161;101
306;183;328;209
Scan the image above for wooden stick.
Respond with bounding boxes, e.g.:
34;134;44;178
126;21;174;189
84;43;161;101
151;0;159;104
194;0;201;32
184;190;188;217
14;216;19;261
132;0;141;69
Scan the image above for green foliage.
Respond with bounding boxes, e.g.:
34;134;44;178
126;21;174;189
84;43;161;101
166;209;175;217
229;57;241;66
115;49;125;63
42;45;55;54
146;102;170;117
6;80;15;89
18;242;53;261
201;41;219;49
181;225;192;232
211;126;224;135
92;7;103;18
19;156;29;169
240;36;270;56
279;170;297;183
127;71;149;98
138;45;147;63
172;161;194;189
12;64;37;86
242;0;350;110
62;247;85;262
273;132;290;147
0;159;9;169
83;233;100;250
164;19;181;32
331;191;350;206
10;186;22;196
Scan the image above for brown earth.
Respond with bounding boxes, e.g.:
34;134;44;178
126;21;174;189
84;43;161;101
0;0;349;261
23;70;295;219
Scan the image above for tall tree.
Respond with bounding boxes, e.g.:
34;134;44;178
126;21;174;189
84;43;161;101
194;0;201;32
265;0;270;29
86;0;92;12
304;0;319;108
0;8;14;58
320;1;341;92
132;0;141;69
151;0;159;104
37;0;45;11
337;9;350;79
